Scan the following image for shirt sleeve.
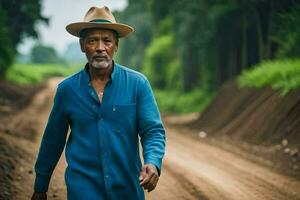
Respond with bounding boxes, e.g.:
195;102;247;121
137;78;166;175
34;85;69;192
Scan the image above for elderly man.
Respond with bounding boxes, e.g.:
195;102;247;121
31;6;166;200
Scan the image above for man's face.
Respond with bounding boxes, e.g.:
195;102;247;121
80;29;119;70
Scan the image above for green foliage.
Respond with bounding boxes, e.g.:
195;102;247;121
0;0;48;47
143;34;180;89
165;58;181;90
271;4;300;57
147;0;174;22
114;0;300;113
238;59;300;95
156;17;172;36
114;5;153;70
30;44;63;64
154;89;214;114
120;0;300;94
0;8;14;78
6;63;83;84
0;0;47;77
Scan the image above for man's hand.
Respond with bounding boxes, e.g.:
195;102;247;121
139;164;159;192
31;192;47;200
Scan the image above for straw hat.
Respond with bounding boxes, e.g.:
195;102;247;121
66;6;134;38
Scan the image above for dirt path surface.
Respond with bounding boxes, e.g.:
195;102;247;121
149;128;300;200
1;78;300;200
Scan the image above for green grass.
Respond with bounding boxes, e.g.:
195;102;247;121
6;63;84;84
238;59;300;95
153;89;214;114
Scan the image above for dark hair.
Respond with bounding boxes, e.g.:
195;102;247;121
79;28;119;40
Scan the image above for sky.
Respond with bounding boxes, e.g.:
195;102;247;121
17;0;127;54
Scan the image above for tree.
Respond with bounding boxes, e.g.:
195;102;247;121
0;0;48;77
270;2;300;57
30;44;62;64
117;0;300;93
114;0;154;70
0;7;14;77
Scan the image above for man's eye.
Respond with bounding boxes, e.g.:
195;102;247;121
88;39;95;43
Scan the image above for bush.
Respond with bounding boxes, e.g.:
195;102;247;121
5;63;83;84
30;44;64;64
143;35;172;88
153;89;214;114
238;59;300;95
143;34;181;90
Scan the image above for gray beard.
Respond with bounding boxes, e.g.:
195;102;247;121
90;59;110;69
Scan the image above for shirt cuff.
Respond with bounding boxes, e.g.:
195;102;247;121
144;157;162;176
34;174;51;192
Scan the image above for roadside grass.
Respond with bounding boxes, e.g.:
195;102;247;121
5;63;84;84
153;89;215;114
238;59;300;95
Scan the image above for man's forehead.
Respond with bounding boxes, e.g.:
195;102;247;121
84;28;116;37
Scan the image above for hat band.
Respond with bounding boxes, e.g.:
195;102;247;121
89;19;112;23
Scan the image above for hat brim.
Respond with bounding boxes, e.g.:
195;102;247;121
66;22;134;38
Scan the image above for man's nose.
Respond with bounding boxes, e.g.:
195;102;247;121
95;40;105;51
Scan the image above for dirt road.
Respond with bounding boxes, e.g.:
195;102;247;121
3;78;300;200
149;128;300;200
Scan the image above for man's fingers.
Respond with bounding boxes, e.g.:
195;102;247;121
140;164;159;191
146;175;158;192
31;192;47;200
140;165;159;192
141;171;154;187
140;165;153;186
140;172;152;186
139;165;147;181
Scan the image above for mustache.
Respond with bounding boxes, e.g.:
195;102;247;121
92;54;108;60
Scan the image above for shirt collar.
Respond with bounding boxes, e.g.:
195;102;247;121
82;61;119;85
110;61;119;82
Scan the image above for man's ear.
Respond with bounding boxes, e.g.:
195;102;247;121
115;39;119;52
79;38;85;53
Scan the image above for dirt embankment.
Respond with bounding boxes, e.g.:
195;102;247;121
0;80;44;200
0;79;65;200
187;81;300;179
0;80;45;140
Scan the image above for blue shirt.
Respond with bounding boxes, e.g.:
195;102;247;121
34;63;166;200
